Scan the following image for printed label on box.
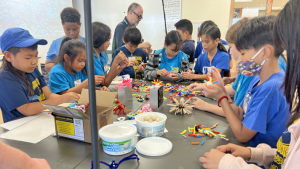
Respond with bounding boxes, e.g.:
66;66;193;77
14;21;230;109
102;138;135;155
55;116;84;141
137;124;165;137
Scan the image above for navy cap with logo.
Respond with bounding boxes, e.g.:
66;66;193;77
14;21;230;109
0;28;47;52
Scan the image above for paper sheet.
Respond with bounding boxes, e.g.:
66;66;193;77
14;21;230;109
163;0;181;32
0;112;51;130
113;120;168;136
0;115;55;144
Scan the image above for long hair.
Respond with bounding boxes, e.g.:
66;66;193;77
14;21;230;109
202;25;228;53
274;0;300;127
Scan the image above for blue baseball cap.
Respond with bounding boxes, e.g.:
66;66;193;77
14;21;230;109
0;28;47;52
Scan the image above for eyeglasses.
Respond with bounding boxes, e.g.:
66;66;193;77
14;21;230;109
132;10;143;20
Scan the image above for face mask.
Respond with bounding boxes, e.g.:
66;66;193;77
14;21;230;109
237;48;268;76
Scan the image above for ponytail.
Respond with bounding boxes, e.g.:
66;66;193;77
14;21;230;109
217;42;228;53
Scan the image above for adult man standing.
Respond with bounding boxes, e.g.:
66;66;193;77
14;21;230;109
112;3;152;55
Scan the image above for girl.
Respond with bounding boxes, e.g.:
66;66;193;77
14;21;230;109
189;17;253;116
144;30;189;82
182;25;230;80
0;28;79;123
92;22;128;86
49;37;108;94
199;1;300;168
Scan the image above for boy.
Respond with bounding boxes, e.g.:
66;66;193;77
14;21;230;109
0;28;79;123
201;16;290;148
111;27;147;79
175;19;195;64
45;7;85;72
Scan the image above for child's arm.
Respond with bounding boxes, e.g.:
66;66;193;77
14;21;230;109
17;87;80;116
225;85;236;97
174;57;190;82
192;97;225;117
182;68;223;80
0;141;51;169
144;55;162;80
102;51;128;87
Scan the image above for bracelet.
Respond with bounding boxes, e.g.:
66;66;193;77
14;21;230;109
218;96;234;107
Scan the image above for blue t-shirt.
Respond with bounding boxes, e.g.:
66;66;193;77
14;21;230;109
240;71;290;148
194;49;229;77
155;48;188;73
232;74;255;106
181;40;195;63
111;46;147;79
194;39;231;58
46;36;85;61
49;63;87;94
278;55;286;72
93;51;108;76
0;68;47;123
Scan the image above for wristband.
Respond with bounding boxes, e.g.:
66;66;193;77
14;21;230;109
218;96;234;107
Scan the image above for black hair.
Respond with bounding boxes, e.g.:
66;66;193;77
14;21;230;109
202;25;227;53
92;22;111;49
235;16;282;56
165;30;183;52
1;44;38;96
60;7;81;25
175;19;193;35
199;20;216;36
55;37;86;64
123;27;142;46
274;0;300;127
127;3;140;13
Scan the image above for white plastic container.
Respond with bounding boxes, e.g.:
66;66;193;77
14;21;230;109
135;112;167;137
98;123;136;155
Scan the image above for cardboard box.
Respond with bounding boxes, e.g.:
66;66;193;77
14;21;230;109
43;89;116;143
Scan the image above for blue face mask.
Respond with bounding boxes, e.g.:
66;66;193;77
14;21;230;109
237;48;269;76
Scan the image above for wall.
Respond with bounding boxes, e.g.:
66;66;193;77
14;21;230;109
235;0;289;9
182;0;232;40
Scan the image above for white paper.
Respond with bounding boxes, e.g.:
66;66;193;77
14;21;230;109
113;120;168;136
0;115;55;144
242;8;259;18
164;0;181;32
0;112;50;130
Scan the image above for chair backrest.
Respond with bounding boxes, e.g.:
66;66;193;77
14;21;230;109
0;109;4;124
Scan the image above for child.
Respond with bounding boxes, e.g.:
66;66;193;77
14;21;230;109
199;1;300;168
182;25;230;80
175;19;195;63
111;27;146;79
144;30;189;82
0;28;79;123
49;37;108;94
92;22;128;86
200;16;290;148
45;7;86;72
189;17;253;116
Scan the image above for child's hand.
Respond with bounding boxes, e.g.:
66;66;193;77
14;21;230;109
144;48;153;54
61;92;80;103
128;59;136;67
223;77;235;85
202;82;225;99
94;75;105;85
188;83;203;91
156;69;168;76
187;69;193;73
119;60;128;70
182;72;195;79
30;158;51;169
115;51;128;64
139;42;151;49
137;64;145;72
216;143;251;160
170;73;178;81
100;86;110;92
199;149;226;169
192;97;208;111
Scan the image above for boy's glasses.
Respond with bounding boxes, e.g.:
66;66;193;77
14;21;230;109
132;10;143;20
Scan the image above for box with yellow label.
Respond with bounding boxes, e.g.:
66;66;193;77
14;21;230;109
44;89;116;143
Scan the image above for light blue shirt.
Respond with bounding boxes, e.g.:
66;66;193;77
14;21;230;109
93;51;106;76
155;48;188;72
194;49;229;77
49;63;87;94
232;74;255;106
46;36;85;61
240;71;290;148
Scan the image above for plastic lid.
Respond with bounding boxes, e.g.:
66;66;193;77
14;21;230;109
99;123;136;140
136;137;172;156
